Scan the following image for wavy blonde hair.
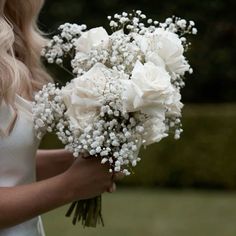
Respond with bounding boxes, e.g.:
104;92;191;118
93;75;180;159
0;0;53;104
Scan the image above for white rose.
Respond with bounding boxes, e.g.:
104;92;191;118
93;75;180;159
145;51;165;68
132;32;150;54
134;29;190;75
153;28;190;75
133;33;166;69
121;61;174;116
61;63;109;130
74;27;110;53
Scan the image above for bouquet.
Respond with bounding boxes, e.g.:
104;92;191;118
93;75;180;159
33;10;197;227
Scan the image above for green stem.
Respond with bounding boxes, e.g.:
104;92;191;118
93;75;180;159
65;196;104;227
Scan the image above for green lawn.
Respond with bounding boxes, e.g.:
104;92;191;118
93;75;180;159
43;188;236;236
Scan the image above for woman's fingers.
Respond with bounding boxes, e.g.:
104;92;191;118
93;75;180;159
107;182;116;193
106;171;125;193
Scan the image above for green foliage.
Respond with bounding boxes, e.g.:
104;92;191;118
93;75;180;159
39;0;236;103
40;104;236;189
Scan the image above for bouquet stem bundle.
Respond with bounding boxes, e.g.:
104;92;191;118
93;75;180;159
65;196;104;227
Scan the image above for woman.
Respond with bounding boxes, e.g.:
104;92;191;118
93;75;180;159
0;0;117;235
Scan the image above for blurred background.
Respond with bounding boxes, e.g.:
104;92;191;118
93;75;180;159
39;0;236;235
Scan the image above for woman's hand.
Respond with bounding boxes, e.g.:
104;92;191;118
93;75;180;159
107;172;125;193
37;149;125;197
63;156;113;201
0;154;124;229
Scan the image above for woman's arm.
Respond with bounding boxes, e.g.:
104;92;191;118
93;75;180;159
36;149;74;181
0;173;70;229
0;156;112;229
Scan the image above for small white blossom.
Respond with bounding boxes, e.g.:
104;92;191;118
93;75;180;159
192;28;197;34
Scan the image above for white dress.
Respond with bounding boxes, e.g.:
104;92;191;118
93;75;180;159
0;94;45;236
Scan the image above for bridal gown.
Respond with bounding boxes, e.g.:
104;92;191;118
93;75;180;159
0;94;45;236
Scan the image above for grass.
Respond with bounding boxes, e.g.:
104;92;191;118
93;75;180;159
42;188;236;236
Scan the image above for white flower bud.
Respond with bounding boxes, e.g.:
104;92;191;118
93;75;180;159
68;136;73;142
115;161;121;167
132;160;137;167
192;28;197;35
115;166;121;172
101;158;108;164
96;147;102;153
73;152;79;157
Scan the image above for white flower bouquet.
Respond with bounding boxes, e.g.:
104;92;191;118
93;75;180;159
33;10;197;227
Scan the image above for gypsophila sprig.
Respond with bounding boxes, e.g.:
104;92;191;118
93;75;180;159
42;23;87;67
33;10;197;228
32;83;67;139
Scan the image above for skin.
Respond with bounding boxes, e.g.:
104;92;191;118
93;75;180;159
36;149;118;192
36;149;75;181
0;150;117;229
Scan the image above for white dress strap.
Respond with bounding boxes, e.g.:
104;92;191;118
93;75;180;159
15;94;33;115
0;100;17;137
0;95;33;138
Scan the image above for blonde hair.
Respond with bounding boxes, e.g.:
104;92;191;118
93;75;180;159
0;0;53;104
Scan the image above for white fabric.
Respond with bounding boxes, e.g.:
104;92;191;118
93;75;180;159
0;94;45;236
